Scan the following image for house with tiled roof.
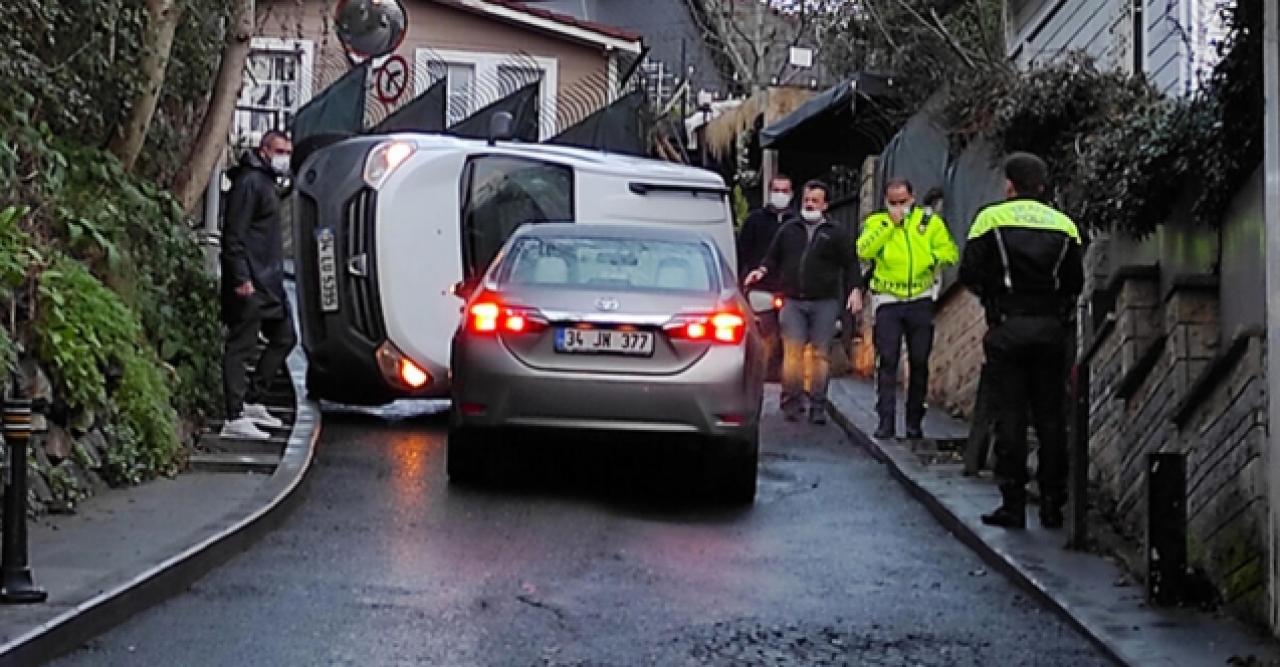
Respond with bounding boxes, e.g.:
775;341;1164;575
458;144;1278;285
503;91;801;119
238;0;643;147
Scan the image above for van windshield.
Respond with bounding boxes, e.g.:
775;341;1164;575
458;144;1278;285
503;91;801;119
462;157;574;278
500;237;718;293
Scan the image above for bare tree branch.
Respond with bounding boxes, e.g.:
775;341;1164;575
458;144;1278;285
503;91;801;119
861;0;901;52
683;0;755;87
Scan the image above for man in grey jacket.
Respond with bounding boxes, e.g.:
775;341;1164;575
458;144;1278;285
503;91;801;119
220;130;296;439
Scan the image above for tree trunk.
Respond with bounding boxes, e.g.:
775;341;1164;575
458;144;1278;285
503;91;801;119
108;0;183;172
172;0;255;214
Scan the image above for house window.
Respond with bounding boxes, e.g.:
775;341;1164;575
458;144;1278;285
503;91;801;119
498;65;543;97
234;38;314;149
426;62;478;126
415;49;559;139
1186;0;1228;91
1131;0;1144;75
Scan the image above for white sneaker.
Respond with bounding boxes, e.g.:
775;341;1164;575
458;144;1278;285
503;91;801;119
243;403;284;429
220;416;271;440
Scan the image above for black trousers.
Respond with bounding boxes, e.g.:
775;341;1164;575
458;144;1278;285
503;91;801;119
873;299;934;428
983;314;1069;507
222;294;297;418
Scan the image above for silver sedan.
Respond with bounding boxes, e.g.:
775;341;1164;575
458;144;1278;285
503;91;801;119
448;223;765;503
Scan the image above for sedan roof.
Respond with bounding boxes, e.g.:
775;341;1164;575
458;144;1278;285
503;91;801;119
512;223;716;245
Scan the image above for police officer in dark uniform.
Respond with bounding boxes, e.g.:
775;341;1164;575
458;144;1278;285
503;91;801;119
959;152;1084;530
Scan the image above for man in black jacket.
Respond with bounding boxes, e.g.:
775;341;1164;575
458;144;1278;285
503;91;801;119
960;152;1084;530
737;174;797;284
745;180;863;423
220;130;297;440
737;174;798;379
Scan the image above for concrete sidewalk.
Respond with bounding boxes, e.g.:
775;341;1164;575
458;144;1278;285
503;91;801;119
826;376;1280;667
0;341;320;666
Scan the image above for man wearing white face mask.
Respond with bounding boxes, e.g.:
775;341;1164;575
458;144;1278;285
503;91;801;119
745;181;863;424
737;175;798;378
737;174;797;285
857;178;958;440
219;130;297;440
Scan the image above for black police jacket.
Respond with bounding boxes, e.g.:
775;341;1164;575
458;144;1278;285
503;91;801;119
759;217;862;301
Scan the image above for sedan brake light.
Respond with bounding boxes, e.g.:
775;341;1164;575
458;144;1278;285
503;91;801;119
467;298;547;335
665;308;746;345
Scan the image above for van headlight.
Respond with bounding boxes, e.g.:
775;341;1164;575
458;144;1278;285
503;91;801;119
375;341;431;390
362;140;416;189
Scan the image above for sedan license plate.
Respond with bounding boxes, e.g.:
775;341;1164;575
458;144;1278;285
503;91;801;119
556;328;654;356
316;227;339;313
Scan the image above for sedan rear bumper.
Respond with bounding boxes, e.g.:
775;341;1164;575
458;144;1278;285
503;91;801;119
451;338;761;439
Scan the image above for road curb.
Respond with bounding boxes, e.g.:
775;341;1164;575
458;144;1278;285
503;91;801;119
826;401;1129;667
0;346;320;667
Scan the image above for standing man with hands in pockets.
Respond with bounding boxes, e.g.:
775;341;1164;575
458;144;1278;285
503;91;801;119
219;130;298;440
857;178;959;440
745;180;863;425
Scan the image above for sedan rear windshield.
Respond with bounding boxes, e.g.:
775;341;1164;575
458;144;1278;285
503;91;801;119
500;237;718;293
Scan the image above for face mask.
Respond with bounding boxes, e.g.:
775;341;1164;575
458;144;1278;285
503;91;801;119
768;192;792;210
270;154;292;176
801;209;822;223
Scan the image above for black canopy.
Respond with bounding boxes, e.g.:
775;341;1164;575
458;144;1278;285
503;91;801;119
760;74;898;154
547;90;647;156
448;81;541;142
370;78;447;134
292;64;369;142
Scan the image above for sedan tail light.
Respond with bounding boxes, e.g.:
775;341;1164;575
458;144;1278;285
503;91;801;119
467;297;548;335
664;308;746;345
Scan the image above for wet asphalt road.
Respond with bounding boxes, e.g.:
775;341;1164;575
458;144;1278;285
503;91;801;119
56;392;1111;666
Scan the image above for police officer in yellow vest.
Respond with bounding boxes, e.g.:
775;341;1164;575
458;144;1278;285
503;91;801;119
960;152;1084;530
857;178;959;440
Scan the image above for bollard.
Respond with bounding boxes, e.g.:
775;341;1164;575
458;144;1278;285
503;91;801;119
1066;361;1090;549
0;390;47;604
1147;451;1187;606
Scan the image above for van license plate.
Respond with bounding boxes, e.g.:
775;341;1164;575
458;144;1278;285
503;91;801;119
316;227;339;312
555;329;654;356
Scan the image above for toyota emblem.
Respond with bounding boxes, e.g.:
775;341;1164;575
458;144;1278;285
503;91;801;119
595;297;620;312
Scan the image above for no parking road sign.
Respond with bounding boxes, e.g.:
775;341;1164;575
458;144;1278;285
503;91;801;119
374;54;409;105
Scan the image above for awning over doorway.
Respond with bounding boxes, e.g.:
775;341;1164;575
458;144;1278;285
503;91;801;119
760;73;899;155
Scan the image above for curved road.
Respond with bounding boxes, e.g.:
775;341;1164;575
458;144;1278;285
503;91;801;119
56;394;1110;666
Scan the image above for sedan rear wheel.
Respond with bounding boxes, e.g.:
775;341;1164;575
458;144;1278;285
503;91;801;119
713;428;759;505
447;425;493;484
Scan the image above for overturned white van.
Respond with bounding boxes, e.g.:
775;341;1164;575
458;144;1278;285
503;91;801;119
294;133;736;405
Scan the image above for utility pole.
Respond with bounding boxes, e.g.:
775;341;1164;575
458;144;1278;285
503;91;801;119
1262;0;1280;633
751;0;773;202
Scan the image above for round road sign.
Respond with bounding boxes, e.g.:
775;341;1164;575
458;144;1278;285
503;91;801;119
375;54;409;104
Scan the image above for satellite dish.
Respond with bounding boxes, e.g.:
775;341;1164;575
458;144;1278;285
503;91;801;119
335;0;408;59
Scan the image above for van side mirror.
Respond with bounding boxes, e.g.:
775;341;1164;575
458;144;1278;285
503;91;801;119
450;277;480;299
487;112;515;146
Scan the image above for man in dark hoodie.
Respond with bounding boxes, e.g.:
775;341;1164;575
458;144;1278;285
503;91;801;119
737;174;798;379
220;130;296;440
745;180;863;424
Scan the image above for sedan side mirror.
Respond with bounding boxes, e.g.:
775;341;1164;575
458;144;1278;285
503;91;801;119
746;290;779;314
450;277;480;299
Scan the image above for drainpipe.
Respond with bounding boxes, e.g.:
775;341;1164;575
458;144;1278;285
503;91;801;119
1263;0;1280;635
202;154;224;276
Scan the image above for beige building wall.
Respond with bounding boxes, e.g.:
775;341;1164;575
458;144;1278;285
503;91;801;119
255;0;617;135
